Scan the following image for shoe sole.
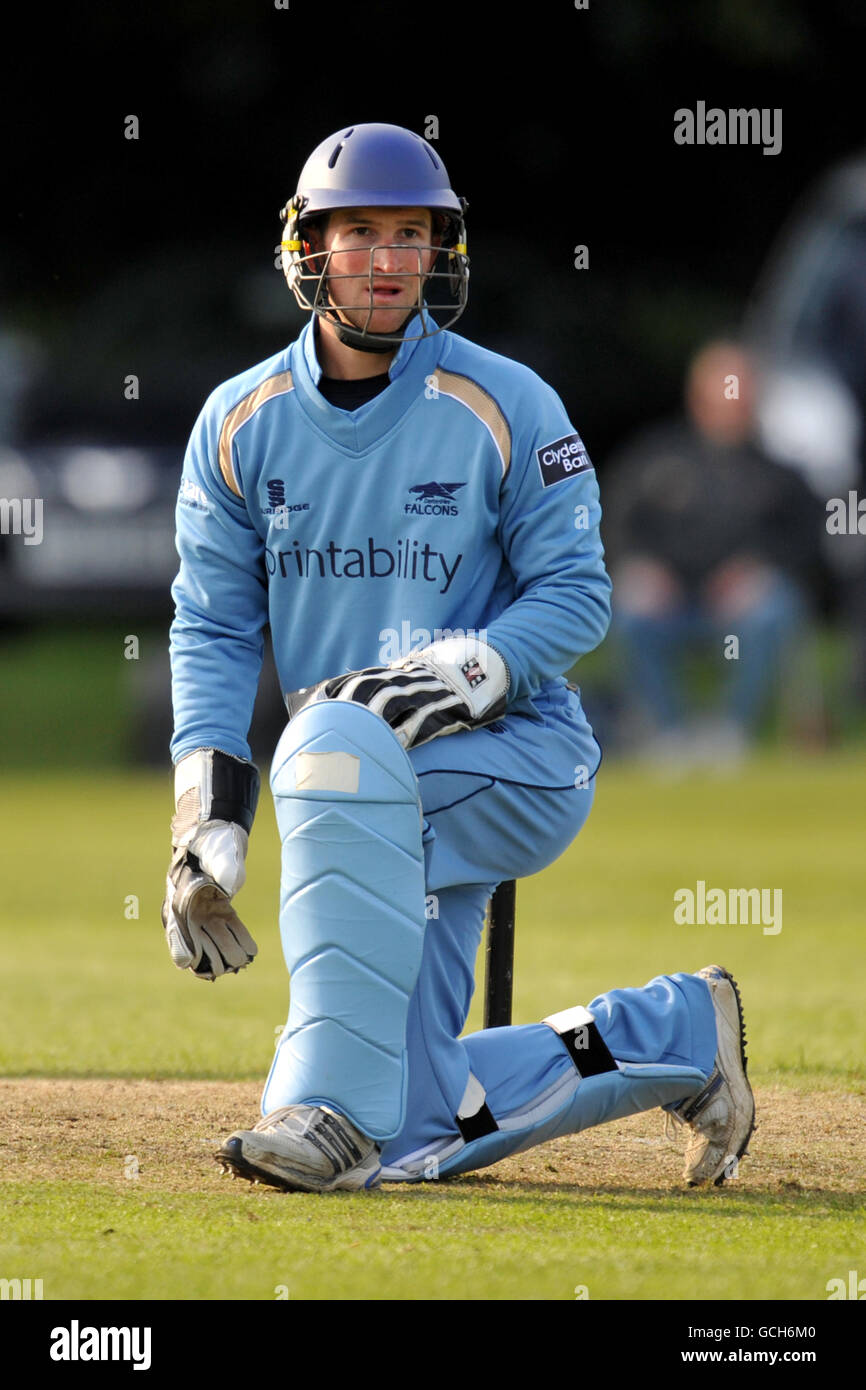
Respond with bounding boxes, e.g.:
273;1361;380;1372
216;1137;308;1192
692;965;756;1187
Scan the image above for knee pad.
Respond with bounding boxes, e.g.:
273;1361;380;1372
263;701;427;1141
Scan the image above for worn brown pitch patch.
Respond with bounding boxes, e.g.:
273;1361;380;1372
0;1079;261;1195
0;1080;863;1195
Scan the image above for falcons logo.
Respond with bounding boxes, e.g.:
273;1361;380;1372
408;481;466;501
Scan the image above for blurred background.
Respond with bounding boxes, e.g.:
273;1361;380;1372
4;0;866;771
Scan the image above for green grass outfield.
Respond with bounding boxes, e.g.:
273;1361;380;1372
1;751;864;1300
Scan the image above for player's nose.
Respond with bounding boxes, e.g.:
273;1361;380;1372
372;241;421;276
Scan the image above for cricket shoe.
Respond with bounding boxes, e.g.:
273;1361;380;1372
666;964;756;1186
215;1104;382;1193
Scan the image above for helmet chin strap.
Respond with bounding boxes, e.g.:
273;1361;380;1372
325;308;416;355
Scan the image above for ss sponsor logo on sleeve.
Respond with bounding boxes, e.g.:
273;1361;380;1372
536;432;592;488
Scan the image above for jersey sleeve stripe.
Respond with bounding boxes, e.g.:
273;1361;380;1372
217;369;295;498
434;369;511;477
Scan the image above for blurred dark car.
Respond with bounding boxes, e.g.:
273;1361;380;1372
0;442;181;619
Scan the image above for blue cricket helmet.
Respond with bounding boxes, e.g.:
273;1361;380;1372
279;123;469;352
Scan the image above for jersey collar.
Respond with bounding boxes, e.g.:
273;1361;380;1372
300;311;432;385
292;315;444;452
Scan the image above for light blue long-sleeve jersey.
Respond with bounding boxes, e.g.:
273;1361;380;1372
170;314;612;762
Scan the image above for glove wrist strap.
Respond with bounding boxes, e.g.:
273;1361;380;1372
172;748;260;843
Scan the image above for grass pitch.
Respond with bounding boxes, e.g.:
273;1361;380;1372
1;751;864;1300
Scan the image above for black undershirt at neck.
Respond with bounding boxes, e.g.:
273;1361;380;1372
318;372;391;411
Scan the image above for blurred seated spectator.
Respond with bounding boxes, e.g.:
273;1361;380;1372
601;339;824;765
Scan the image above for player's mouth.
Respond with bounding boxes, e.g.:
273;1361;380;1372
369;284;405;302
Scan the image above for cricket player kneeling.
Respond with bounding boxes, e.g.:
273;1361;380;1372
170;122;756;1196
218;700;429;1192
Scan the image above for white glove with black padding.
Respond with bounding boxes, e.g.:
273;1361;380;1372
161;748;260;981
285;635;510;751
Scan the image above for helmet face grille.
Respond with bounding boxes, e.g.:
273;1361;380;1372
283;239;469;346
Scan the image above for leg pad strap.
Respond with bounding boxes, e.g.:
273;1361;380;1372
543;1005;619;1077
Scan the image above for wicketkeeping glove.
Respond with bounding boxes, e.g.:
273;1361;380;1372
161;748;260;981
286;636;510;751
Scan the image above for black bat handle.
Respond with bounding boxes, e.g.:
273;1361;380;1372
484;879;516;1028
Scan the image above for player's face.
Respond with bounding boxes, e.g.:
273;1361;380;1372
320;207;438;335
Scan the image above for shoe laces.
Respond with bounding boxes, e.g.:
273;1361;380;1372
251;1105;301;1133
664;1110;685;1143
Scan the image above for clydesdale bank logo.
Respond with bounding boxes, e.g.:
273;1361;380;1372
405;481;466;516
674;102;782;156
536;433;591;489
